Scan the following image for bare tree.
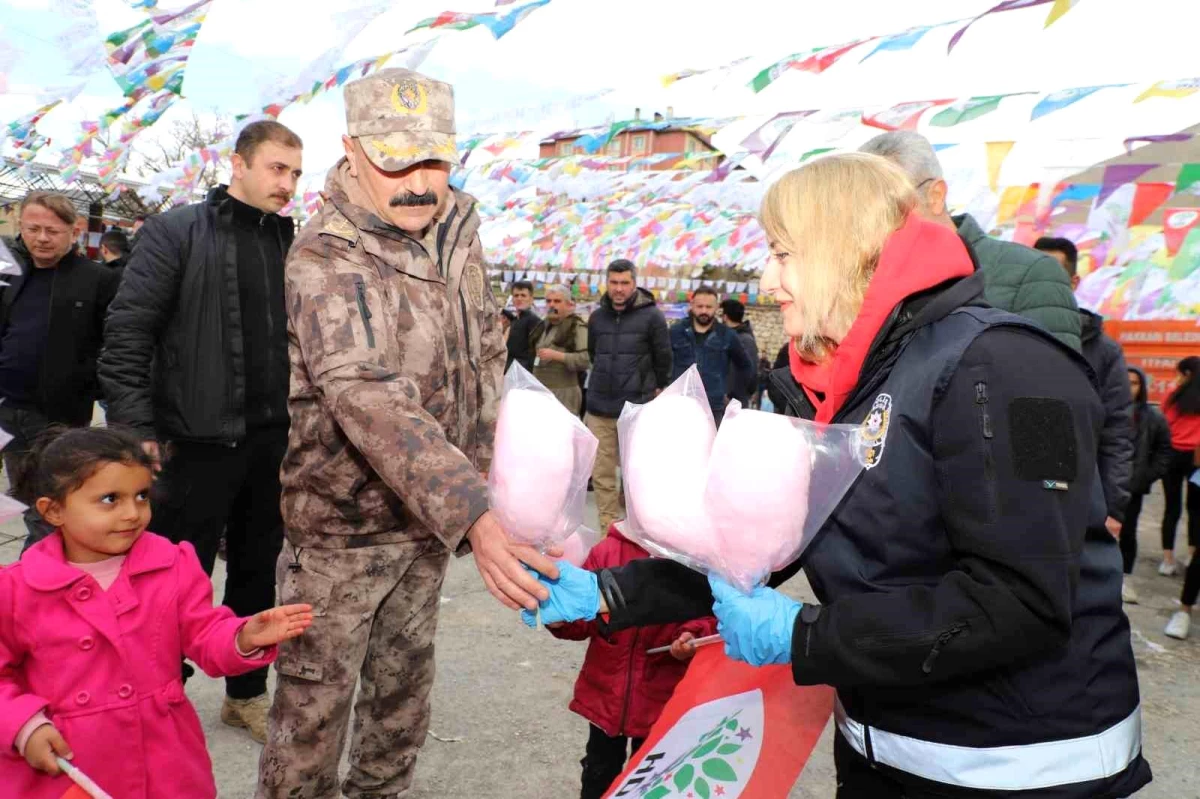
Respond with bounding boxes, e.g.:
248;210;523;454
133;111;233;190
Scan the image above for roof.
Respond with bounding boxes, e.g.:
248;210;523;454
0;157;170;221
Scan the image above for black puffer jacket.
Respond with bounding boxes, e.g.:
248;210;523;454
1081;309;1134;520
99;186;295;443
0;239;119;425
1129;366;1173;495
586;287;672;418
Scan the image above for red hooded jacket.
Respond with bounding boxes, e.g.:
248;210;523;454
549;525;717;738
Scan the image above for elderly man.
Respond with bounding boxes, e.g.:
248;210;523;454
255;69;558;798
533;284;589;415
860;131;1081;351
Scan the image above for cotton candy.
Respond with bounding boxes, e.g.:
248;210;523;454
707;407;813;588
489;388;579;545
623;394;720;564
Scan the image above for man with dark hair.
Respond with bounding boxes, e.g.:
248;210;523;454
99;118;304;741
586;258;672;531
1;192;119;548
506;279;540;372
1035;236;1134;540
98;229;130;271
720;297;758;406
670;287;752;423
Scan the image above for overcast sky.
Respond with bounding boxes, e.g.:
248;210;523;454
3;0;1200;188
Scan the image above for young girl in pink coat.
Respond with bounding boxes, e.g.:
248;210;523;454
0;426;314;799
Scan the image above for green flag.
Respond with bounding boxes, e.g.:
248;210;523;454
1176;163;1200;196
800;147;836;162
748;52;809;93
929;95;1008;127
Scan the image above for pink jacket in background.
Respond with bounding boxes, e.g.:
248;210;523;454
0;532;277;799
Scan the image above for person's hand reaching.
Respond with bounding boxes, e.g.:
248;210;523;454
23;724;71;776
468;511;560;611
709;575;801;666
520;561;601;628
237;604;314;651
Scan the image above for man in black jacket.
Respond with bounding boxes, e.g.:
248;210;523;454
0;192;119;549
586;259;671;532
720;298;759;406
99;120;303;741
505;279;540;372
1036;237;1134;536
98;228;130;272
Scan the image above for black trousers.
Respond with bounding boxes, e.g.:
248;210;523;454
1161;448;1200;552
581;724;645;799
1119;493;1144;575
151;425;287;699
0;403;63;553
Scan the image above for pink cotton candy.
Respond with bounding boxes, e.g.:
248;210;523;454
623;394;720;565
489;389;577;544
706;407;813;589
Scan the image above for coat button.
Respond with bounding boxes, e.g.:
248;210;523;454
75;587;92;601
78;636;94;651
117;684;133;699
75;691;90;706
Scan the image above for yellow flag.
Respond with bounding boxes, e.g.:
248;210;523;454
986;141;1015;192
996;186;1027;226
1135;78;1200;103
1044;0;1079;27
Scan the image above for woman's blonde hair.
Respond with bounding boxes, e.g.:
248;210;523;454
759;152;917;359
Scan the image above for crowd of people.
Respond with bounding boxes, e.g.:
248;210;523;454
0;65;1193;799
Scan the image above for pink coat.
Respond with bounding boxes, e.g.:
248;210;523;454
0;532;278;799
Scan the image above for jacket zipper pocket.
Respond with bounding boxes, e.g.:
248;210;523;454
854;629;941;650
618;628;640;736
353;276;376;349
975;380;995;480
921;622;969;674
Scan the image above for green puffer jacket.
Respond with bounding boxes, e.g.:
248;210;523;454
955;214;1082;352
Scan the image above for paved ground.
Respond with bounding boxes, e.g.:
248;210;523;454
2;488;1197;798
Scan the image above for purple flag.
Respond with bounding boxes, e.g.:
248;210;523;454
948;0;1054;53
739;111;817;160
1123;133;1193;155
1095;164;1157;207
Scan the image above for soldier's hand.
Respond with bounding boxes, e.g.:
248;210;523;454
468;511;559;612
23;724;71;775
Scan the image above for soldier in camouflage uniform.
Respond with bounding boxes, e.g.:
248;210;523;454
256;68;559;799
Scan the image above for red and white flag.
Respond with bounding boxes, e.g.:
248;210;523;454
605;647;834;799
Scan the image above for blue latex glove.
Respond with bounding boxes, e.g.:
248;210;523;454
708;574;802;666
520;561;601;628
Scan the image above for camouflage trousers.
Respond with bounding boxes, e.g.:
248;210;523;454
256;537;450;799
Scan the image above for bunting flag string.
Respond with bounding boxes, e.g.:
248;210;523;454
1030;84;1126;120
928;94;1030;127
1176;163;1200;196
406;0;553;40
948;0;1057;53
862;99;953;131
1125;133;1194;155
1096;164;1158;207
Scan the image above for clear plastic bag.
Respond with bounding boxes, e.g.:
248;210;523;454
488;363;599;550
559;525;602;567
618;367;868;593
618;366;722;573
706;400;866;592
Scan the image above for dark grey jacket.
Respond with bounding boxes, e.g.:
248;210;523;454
726;321;759;403
1081;309;1134;520
1129;366;1172;495
586;287;671;418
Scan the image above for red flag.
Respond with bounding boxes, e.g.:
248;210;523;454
1130;183;1176;227
793;40;872;74
861;100;954;131
604;647;834;799
1164;208;1200;256
60;787;92;799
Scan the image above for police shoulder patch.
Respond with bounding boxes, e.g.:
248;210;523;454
859;393;892;470
321;212;359;244
463;261;485;310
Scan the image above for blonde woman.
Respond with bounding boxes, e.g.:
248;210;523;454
524;154;1149;798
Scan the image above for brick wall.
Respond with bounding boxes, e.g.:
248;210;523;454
745;305;787;364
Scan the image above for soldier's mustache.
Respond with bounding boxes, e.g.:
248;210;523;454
390;191;437;207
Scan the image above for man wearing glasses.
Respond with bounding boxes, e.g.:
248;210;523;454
0;191;120;549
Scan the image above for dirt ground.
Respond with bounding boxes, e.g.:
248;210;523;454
2;489;1197;798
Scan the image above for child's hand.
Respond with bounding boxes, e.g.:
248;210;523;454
24;724;71;775
238;604;314;651
670;632;697;661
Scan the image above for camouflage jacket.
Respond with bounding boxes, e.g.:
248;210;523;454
280;160;504;550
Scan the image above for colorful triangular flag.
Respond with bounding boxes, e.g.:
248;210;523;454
986;141;1015;191
1135;78;1200;103
1129;182;1175;227
1095;164;1156;207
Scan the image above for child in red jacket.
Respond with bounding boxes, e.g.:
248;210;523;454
548;522;717;799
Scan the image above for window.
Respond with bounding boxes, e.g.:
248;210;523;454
632;135;647;153
685;136;699;153
608;139;622;156
558;140;573;156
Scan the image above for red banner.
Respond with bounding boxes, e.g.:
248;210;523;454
1108;320;1200;404
605;647;834;799
1163;208;1200;256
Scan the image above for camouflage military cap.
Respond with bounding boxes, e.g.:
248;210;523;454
344;68;459;172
